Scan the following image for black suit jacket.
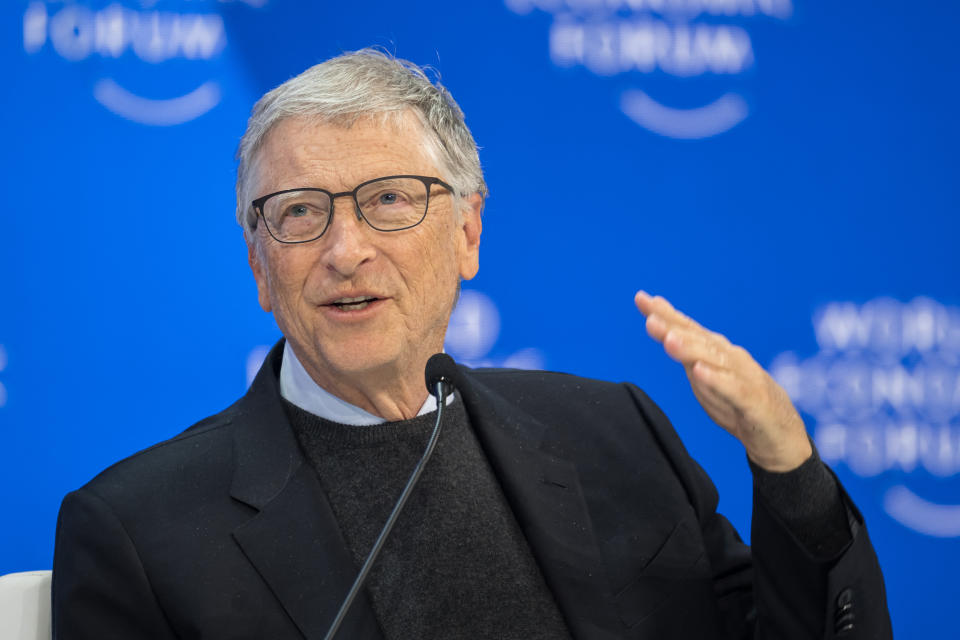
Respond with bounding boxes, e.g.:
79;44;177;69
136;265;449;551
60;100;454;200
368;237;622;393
53;342;892;639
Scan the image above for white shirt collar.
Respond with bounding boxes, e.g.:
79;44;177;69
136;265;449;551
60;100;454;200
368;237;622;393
279;341;440;426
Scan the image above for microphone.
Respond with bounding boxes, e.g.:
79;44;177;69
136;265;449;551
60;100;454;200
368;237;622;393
323;354;458;640
425;353;457;402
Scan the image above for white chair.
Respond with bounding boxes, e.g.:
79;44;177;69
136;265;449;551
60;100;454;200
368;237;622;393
0;571;52;640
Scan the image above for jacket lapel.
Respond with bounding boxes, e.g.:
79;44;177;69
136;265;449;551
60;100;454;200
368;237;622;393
223;341;620;638
456;369;624;639
228;342;382;640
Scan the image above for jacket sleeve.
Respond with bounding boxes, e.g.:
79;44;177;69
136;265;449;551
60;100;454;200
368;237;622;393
750;481;893;639
53;488;178;640
625;384;893;640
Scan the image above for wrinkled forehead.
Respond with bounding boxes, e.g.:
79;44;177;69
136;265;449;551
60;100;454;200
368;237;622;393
249;111;442;197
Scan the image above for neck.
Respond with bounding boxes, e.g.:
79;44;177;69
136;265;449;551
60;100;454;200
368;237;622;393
288;343;434;422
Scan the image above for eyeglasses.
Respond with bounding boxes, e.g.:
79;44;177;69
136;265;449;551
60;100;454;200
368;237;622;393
251;175;454;244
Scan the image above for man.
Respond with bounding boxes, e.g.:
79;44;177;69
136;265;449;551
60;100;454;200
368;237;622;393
53;49;892;639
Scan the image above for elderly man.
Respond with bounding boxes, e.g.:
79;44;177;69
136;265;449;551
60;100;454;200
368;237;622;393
53;50;892;639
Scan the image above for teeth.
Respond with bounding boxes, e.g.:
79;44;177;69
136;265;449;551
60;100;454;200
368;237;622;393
331;296;376;311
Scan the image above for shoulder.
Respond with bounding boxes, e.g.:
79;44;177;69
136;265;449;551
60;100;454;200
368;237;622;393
77;398;244;509
464;366;627;399
461;366;715;510
461;366;666;429
460;366;678;451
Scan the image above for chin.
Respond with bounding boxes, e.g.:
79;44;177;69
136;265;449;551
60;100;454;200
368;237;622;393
313;337;405;378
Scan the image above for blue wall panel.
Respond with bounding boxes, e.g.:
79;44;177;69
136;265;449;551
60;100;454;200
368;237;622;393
3;1;958;636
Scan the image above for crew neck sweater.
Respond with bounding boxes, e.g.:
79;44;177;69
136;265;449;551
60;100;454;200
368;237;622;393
283;396;573;640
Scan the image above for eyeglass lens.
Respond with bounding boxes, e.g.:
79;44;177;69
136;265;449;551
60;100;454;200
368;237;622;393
261;177;431;242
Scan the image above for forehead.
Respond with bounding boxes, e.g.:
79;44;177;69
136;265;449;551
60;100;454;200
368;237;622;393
252;112;437;196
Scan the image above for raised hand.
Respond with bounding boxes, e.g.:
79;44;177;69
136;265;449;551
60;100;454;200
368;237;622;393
634;291;812;472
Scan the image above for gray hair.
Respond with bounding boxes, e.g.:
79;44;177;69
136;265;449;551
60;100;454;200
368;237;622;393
235;48;487;235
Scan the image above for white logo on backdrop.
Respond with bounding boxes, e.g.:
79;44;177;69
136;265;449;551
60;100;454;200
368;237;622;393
444;290;544;369
0;344;7;408
22;0;263;125
770;297;960;537
505;0;793;139
244;290;544;387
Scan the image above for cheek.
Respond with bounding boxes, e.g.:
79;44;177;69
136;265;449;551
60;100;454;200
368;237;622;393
403;234;462;320
261;248;314;305
409;233;458;287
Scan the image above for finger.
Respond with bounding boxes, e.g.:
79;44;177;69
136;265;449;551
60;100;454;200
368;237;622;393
645;313;668;342
634;290;657;316
635;291;704;334
661;326;736;370
635;291;681;319
658;300;703;333
647;311;718;345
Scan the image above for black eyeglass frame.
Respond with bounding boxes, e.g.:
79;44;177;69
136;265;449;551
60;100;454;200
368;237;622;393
251;174;455;245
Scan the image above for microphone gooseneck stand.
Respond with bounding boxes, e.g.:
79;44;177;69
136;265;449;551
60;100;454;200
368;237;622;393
322;354;458;640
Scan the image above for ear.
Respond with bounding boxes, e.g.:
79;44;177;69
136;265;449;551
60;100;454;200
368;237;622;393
457;193;483;281
247;234;273;312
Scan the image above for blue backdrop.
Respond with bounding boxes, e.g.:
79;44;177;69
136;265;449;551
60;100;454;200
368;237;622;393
3;1;958;637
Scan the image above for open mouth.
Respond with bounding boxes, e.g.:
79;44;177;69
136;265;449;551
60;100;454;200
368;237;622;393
328;296;380;311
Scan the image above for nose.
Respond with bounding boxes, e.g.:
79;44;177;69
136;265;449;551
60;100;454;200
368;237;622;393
321;195;376;277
